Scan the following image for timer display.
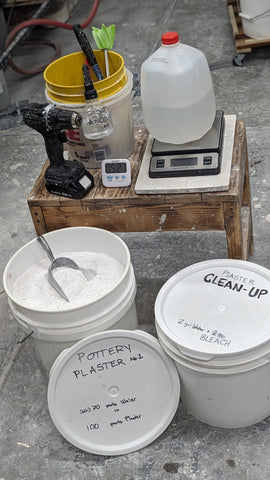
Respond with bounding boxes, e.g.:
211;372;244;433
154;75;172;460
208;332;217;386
105;162;127;174
102;159;131;187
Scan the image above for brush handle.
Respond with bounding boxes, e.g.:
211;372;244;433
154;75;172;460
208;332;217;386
73;24;104;80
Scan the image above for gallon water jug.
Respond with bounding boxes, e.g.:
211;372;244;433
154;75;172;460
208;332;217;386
140;32;216;144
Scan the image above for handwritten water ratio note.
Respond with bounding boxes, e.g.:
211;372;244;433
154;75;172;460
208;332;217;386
68;342;147;432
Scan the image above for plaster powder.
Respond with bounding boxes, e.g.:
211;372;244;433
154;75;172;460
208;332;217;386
13;251;125;311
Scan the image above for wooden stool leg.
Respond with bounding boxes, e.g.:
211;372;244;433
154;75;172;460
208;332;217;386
224;121;254;260
29;206;47;236
241;136;254;256
224;201;245;259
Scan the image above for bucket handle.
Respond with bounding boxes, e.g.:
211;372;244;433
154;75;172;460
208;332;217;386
239;8;270;22
17;330;34;344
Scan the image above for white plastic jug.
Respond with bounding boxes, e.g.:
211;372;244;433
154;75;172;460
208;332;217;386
140;32;216;144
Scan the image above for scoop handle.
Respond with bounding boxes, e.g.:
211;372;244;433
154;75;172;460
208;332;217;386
37;235;55;262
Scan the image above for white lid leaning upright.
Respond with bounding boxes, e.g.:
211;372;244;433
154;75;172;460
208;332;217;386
155;259;270;361
48;329;180;455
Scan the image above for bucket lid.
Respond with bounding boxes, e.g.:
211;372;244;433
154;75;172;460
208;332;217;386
155;259;270;361
47;329;180;455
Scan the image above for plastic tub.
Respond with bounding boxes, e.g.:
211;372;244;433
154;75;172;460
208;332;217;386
44;51;134;167
239;0;270;38
155;259;270;428
3;227;138;373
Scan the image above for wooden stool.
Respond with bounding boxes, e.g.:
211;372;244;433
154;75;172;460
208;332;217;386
28;121;253;260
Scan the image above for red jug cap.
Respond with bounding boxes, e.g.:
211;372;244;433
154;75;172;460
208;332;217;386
162;32;179;45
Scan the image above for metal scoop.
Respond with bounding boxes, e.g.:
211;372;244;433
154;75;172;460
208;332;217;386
37;235;96;302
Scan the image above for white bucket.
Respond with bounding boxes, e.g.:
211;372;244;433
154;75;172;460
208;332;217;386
3;227;138;373
239;0;270;38
155;259;270;428
45;69;134;168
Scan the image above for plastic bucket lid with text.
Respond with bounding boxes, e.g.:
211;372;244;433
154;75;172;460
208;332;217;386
47;329;180;455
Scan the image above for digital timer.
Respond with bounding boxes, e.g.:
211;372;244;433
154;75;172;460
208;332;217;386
101;159;131;187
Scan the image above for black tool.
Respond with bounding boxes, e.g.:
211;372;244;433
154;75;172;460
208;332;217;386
82;64;98;100
73;23;104;81
23;103;94;199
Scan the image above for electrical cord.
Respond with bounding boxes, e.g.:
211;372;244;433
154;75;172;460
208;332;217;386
8;38;61;75
4;0;100;75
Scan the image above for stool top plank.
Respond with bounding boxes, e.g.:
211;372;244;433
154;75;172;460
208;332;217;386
28;122;245;209
28;127;150;207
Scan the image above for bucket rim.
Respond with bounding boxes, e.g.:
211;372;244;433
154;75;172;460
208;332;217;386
9;268;136;335
155;320;270;368
156;323;270;371
44;50;126;97
44;68;133;107
158;333;270;375
3;226;131;314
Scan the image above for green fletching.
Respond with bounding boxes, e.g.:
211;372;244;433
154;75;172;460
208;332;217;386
92;24;115;50
92;27;103;49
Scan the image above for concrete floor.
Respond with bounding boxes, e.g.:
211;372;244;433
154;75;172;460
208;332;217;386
1;0;270;478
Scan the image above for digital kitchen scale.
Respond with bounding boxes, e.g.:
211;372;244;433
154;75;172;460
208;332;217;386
135;114;236;194
149;110;224;178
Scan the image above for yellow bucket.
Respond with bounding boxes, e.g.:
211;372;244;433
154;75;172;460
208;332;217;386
44;50;134;167
44;50;128;103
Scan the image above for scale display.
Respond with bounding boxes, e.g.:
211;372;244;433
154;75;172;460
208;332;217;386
149;110;224;178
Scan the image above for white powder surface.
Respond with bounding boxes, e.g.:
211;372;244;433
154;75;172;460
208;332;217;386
12;251;125;311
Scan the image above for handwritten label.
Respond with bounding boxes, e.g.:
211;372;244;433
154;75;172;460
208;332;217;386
204;271;268;299
178;319;231;347
77;344;132;361
174;269;270;350
68;342;145;434
77;396;142;432
73;358;126;378
72;343;144;380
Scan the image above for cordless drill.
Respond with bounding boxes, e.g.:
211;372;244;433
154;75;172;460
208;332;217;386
23;103;94;199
